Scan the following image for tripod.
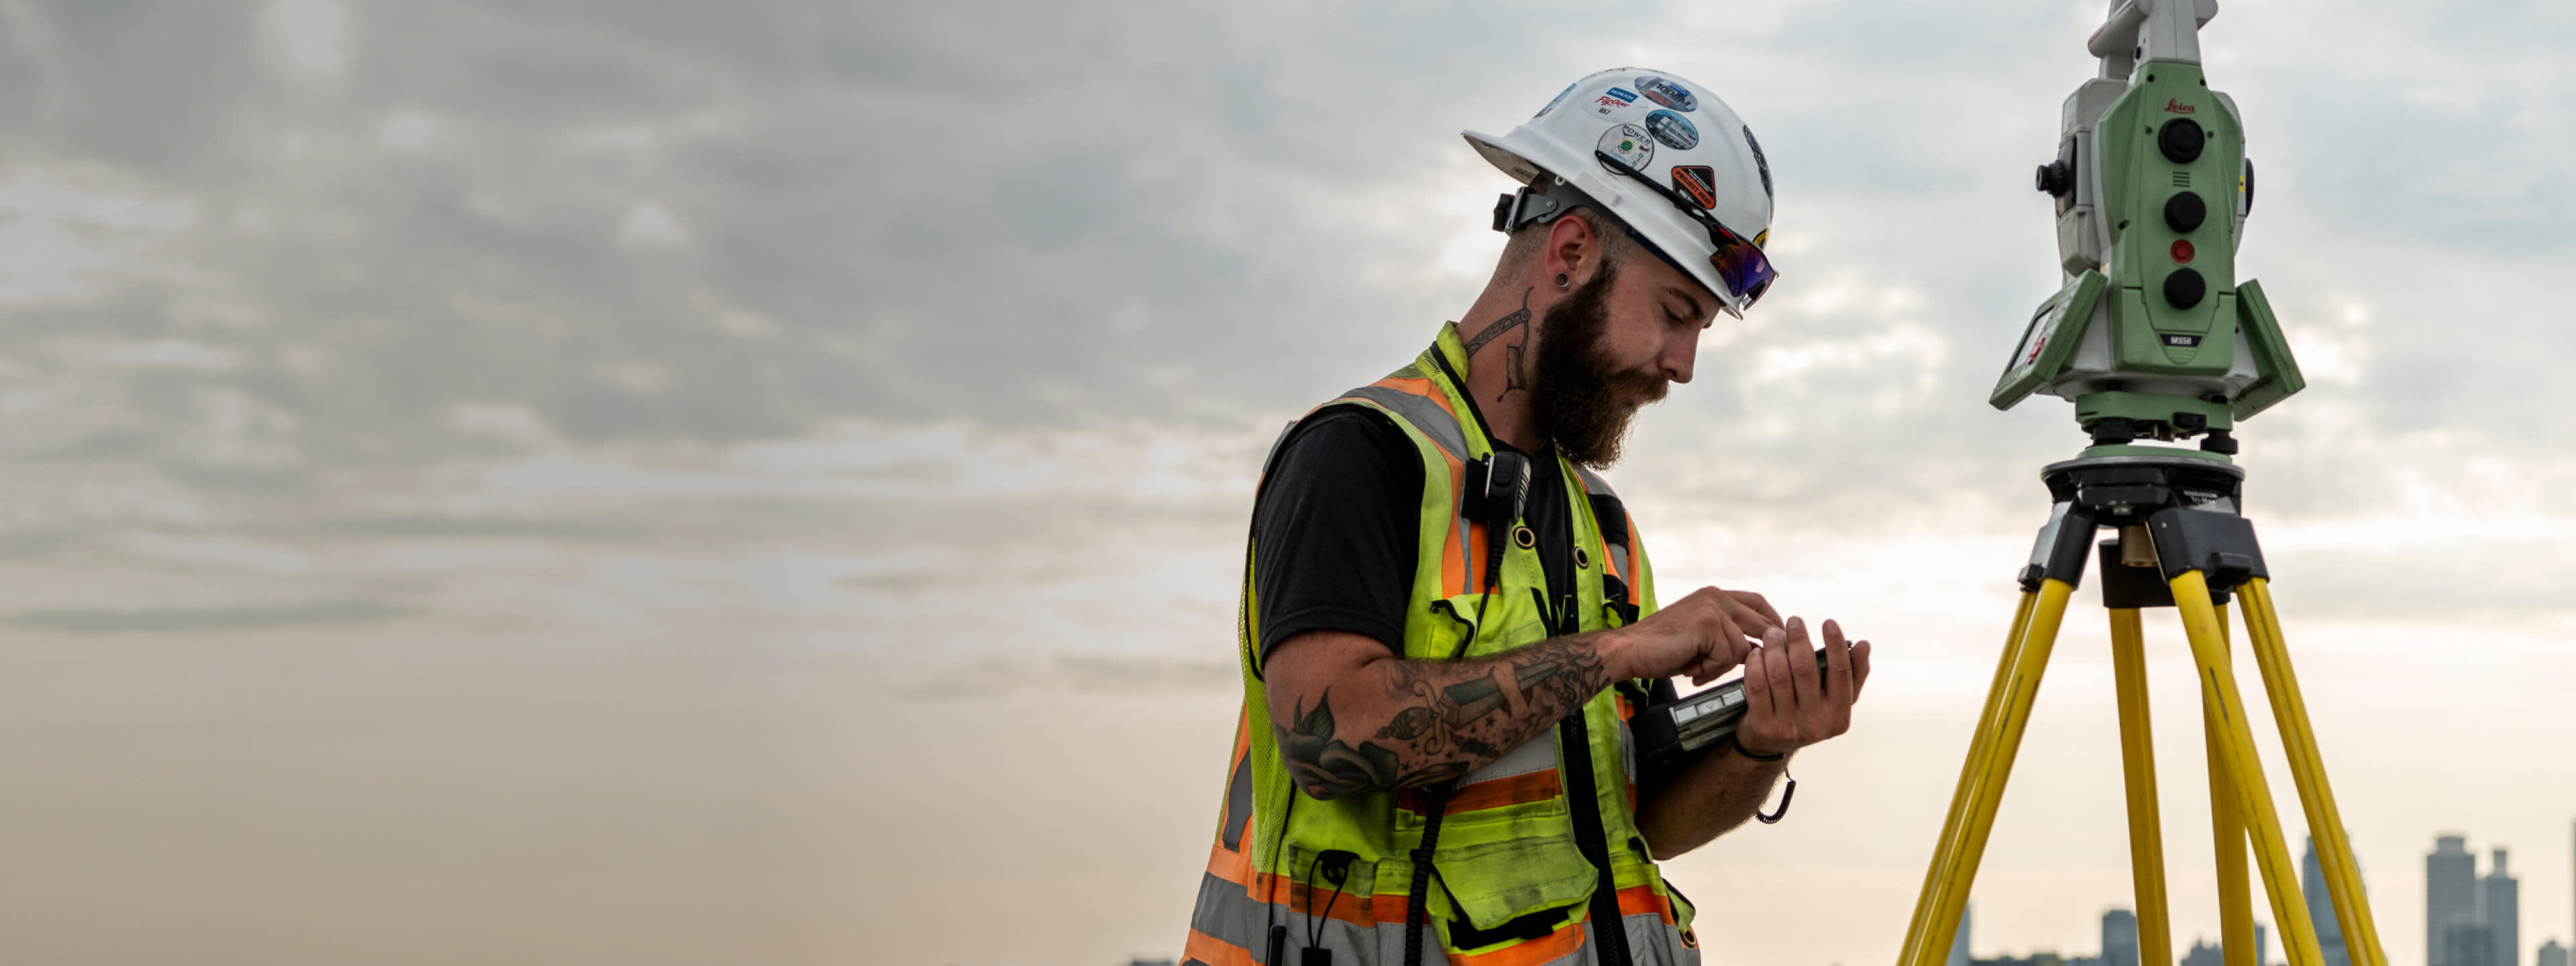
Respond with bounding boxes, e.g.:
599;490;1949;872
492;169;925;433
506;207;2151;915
1893;454;2388;966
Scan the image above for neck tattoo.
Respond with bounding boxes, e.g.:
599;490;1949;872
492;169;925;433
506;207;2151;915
1462;287;1534;402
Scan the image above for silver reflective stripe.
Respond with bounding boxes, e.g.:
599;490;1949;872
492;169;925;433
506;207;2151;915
1617;715;1638;786
1190;871;1381;962
1338;385;1468;462
1570;465;1634;582
1332;384;1479;595
1191;869;1627;965
1621;910;1702;966
1460;731;1559;785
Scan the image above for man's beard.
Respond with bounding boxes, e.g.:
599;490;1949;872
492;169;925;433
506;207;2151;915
1529;264;1668;470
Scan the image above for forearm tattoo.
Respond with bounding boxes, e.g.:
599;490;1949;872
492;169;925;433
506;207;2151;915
1277;633;1611;799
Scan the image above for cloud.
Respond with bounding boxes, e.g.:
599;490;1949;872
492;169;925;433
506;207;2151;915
5;598;408;633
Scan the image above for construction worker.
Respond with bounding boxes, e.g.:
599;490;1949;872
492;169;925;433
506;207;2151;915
1183;68;1874;966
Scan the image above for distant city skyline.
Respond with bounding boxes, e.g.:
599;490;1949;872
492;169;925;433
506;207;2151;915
1965;822;2576;966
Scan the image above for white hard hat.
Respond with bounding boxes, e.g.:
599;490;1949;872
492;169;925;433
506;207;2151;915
1466;68;1777;317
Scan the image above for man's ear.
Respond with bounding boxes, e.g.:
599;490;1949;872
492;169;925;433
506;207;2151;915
1544;213;1601;286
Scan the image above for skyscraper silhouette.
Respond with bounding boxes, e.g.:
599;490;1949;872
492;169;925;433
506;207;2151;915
1950;903;1972;966
2489;848;2520;966
2304;835;2354;966
2433;835;2479;966
2449;922;2499;966
2104;909;2140;966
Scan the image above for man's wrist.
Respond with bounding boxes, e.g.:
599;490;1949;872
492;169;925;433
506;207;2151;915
1731;733;1792;761
1593;627;1640;682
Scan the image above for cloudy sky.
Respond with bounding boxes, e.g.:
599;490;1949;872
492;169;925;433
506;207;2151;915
1;1;2573;964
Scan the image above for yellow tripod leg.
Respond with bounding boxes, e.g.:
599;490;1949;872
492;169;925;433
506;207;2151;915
2241;579;2390;966
2109;608;2174;966
1896;590;2039;966
1898;581;2074;966
2206;602;2257;966
2171;572;2325;966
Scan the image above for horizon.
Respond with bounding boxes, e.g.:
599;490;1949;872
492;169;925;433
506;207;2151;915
2;1;2573;963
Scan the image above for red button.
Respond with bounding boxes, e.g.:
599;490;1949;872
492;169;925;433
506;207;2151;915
2171;239;2195;264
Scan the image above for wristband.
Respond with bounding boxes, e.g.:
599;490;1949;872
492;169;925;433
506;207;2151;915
1727;733;1787;762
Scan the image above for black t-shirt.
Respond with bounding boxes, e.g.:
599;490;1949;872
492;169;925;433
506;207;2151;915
1252;405;1577;667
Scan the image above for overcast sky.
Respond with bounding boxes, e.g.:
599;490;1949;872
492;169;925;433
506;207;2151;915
1;1;2572;964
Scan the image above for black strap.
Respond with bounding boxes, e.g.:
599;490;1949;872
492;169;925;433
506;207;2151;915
1401;785;1454;966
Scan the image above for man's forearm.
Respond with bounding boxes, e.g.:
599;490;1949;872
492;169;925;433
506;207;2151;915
1274;631;1617;800
1634;744;1789;859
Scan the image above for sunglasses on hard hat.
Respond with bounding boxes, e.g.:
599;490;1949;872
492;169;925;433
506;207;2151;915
1593;150;1777;311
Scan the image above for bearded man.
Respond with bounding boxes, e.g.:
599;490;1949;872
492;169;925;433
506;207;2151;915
1183;68;1875;966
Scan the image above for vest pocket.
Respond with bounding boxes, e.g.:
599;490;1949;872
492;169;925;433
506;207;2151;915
1424;590;1548;661
1415;827;1597;937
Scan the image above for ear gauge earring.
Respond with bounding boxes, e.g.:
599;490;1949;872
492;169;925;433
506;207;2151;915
1555;273;1571;288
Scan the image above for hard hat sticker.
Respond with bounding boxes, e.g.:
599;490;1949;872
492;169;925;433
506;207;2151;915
1597;123;1655;172
1636;76;1697;112
1590;87;1639;121
1536;81;1578;118
1743;126;1773;201
1671;166;1718;209
1645;109;1699;150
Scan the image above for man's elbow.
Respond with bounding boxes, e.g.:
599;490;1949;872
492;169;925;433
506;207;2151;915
1273;766;1366;802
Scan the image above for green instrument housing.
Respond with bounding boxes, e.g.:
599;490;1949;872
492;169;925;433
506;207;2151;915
1989;57;2305;455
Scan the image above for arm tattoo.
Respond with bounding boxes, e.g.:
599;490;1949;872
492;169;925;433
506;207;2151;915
1275;633;1613;800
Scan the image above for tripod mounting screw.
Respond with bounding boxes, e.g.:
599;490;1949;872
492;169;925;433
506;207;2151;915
2088;417;2137;446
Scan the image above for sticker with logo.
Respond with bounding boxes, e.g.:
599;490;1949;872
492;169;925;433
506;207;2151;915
1743;126;1772;200
1589;86;1640;120
2163;99;2196;115
1597;123;1654;172
1671;165;1718;209
1635;75;1697;112
1644;109;1698;150
1536;81;1578;118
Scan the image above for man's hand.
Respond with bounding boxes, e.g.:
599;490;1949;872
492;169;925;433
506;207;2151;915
1735;616;1872;757
1607;586;1782;685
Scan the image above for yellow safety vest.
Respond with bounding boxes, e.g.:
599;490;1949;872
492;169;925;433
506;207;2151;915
1184;323;1700;966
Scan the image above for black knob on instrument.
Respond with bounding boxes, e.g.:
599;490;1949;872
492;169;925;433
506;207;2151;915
2036;160;2072;197
2159;119;2204;164
2163;268;2206;308
2164;191;2206;232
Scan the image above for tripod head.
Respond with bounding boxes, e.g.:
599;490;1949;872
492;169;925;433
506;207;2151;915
1989;0;2305;459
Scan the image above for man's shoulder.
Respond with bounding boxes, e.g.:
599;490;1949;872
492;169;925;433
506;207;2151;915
1274;402;1415;466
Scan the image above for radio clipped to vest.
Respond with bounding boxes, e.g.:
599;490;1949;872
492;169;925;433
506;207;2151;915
1462;451;1530;528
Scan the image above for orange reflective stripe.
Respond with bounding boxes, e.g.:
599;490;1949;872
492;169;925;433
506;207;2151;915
1368;375;1464;424
1440;452;1472;597
1615;883;1676;925
1204;842;1253;887
1451;918;1588;966
1399;769;1562;814
1185;928;1256;966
